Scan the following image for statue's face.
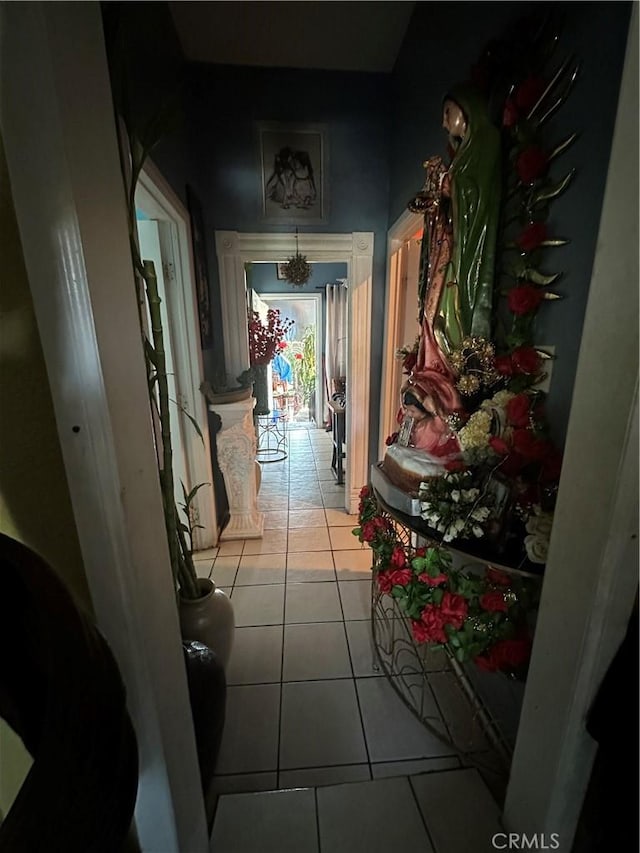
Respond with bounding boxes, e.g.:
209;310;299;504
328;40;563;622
442;99;467;140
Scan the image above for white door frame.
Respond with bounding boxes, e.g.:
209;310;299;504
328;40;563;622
379;208;422;460
136;162;218;548
0;4;208;851
216;230;374;513
256;292;323;426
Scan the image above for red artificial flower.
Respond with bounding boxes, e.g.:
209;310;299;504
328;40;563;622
493;637;532;670
359;485;370;499
508;284;545;316
502;97;519;128
516;222;548;253
419;605;448;644
415;547;427;558
506;394;531;428
512;428;548;461
411;619;432;644
515;76;547;113
440;592;468;629
361;521;377;543
499;451;526;478
418;572;448;587
511;346;542;375
486;567;511;587
373;516;389;530
377;572;393;594
390;547;407;569
388;568;413;587
474;650;500;672
444;458;467;473
480;591;508;613
516;146;549;184
489;435;511;456
385;432;399;446
495;354;514;376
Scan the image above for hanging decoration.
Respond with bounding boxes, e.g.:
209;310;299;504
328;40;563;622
281;228;312;287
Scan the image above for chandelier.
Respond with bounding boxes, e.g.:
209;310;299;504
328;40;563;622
281;228;312;287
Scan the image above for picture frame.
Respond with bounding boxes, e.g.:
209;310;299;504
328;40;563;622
258;122;328;224
276;263;288;280
186;185;213;349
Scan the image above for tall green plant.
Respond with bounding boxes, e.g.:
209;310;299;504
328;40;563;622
115;108;200;600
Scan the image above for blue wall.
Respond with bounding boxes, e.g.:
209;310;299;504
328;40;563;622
104;0;632;465
389;1;632;445
249;262;347;296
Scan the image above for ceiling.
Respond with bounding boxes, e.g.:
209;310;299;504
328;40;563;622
168;1;416;73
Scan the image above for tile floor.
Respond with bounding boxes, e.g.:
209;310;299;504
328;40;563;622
193;423;507;852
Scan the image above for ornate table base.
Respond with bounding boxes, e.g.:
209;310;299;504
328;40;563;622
210;396;264;540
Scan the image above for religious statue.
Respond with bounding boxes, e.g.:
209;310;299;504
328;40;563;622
405;82;502;419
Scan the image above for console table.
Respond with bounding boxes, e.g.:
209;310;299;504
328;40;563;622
368;487;543;785
256;411;288;463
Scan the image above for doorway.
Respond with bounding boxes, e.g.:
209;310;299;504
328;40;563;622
215;230;374;514
254;292;323;427
135;163;218;548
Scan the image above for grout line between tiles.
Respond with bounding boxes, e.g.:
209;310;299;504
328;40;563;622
407;774;439;853
314;786;321;852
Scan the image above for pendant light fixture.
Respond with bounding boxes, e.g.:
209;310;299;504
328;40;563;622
281;228;312;287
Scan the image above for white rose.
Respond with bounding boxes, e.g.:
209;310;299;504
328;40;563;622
526;512;554;538
525;534;549;564
471;507;490;522
462;488;479;501
450;490;460;503
472;525;484;538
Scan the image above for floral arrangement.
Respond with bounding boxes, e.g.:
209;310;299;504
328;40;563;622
355;487;539;675
281;251;312;286
248;308;294;366
418;469;493;543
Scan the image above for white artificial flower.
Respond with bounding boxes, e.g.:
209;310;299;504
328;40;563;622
525;533;549;564
462;488;479;501
526;508;553;538
472;525;484;538
471;507;490;522
453;518;466;533
443;528;455;543
450;490;460;503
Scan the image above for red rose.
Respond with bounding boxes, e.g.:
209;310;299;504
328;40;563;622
474;650;500;672
440;592;468;629
377;572;393;594
516;222;548;253
359;486;370;499
511;346;542;375
489;435;510;455
418;572;448;587
502;97;519;128
388;568;413;587
493;638;532;671
512;428;547;460
506;394;531;428
385;432;399;446
515;76;547;113
361;521;376;542
486;567;511;587
411;619;432;644
390;547;407;569
516;146;549;184
420;605;448;644
508;285;545;316
480;591;508;613
415;547;427;558
495;354;514;376
444;459;466;473
373;516;388;530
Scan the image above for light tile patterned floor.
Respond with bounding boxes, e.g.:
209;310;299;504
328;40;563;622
198;424;507;853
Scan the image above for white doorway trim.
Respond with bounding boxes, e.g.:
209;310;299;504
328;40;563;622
136;163;218;548
215;230;374;513
256;292;324;427
379;208;422;460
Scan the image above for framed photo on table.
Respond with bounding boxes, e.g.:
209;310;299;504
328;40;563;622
258;122;328;224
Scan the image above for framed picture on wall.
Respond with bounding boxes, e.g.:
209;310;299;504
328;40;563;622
258;122;328;224
186;185;213;349
276;263;288;280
